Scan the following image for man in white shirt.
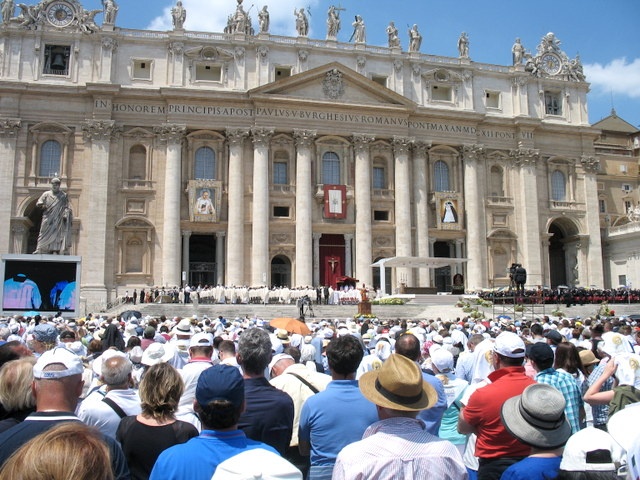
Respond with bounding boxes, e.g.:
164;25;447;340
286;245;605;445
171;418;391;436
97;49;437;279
176;332;214;429
77;350;140;438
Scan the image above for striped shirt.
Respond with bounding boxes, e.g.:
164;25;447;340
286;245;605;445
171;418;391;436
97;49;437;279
332;417;468;480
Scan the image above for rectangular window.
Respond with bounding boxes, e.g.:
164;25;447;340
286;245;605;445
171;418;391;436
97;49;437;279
619;275;627;287
322;154;341;185
133;60;152;80
431;85;452;102
195;64;222;82
372;167;385;189
485;91;500;109
275;66;292;80
43;45;70;76
622;184;632;193
273;206;290;217
371;75;388;87
624;200;632;212
273;162;288;185
544;91;562;115
374;210;389;221
599;199;606;213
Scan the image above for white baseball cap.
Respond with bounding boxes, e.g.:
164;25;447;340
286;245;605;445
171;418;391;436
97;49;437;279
33;347;84;379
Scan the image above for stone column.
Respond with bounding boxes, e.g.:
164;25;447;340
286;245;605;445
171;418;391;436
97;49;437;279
251;127;274;286
10;223;29;254
393;136;414;286
0;119;21;254
313;233;321;286
226;128;250;286
511;147;542;287
155;124;186;288
216;232;226;285
344;233;354;277
294;129;316;287
429;238;436;287
581;155;604;286
81;120;120;304
182;230;191;286
462;144;487;290
413;141;431;286
353;133;375;287
455;240;464;275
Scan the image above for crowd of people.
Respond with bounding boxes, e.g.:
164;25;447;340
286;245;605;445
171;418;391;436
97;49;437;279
0;309;638;479
479;286;640;306
120;284;373;307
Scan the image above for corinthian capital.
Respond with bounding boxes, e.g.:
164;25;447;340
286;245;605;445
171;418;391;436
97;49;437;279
509;146;540;166
461;144;485;162
226;128;250;147
251;127;275;148
82;120;121;142
413;140;432;157
352;133;375;152
392;136;414;155
0;118;21;137
580;154;600;173
293;129;317;149
154;124;186;145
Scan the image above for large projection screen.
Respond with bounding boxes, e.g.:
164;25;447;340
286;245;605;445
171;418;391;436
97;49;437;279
1;254;81;317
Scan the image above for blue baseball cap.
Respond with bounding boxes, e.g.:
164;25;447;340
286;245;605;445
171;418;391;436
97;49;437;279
196;364;244;408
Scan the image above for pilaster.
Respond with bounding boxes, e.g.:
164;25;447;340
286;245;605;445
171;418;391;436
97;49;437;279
462;144;487;290
251;127;274;286
393;135;414;286
353;133;375;287
0;119;21;254
413;141;431;286
293;129;316;287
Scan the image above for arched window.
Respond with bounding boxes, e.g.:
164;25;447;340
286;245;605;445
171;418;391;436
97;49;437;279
39;140;61;177
195;146;216;180
128;145;146;180
322;151;340;185
434;160;450;192
490;165;504;197
372;157;386;189
551;170;566;201
273;151;289;185
125;236;143;273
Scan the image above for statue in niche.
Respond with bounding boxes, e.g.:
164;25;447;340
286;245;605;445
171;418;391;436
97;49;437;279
294;7;308;36
171;1;186;30
457;32;469;58
102;0;118;25
407;24;422;52
512;37;525;65
386;21;400;48
1;0;14;24
257;5;269;33
33;178;73;255
350;15;365;43
326;5;342;39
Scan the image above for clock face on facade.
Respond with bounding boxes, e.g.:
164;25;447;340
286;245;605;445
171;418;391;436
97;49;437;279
46;2;75;27
540;53;562;75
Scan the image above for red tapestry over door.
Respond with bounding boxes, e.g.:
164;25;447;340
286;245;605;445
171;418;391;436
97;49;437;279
319;234;345;288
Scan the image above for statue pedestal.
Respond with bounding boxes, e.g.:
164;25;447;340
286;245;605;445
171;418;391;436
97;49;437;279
358;300;372;316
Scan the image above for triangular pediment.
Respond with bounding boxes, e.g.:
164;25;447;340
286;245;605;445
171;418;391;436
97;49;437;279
249;62;416;111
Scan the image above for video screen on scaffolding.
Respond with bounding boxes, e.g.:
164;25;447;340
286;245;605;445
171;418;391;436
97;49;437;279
0;254;81;316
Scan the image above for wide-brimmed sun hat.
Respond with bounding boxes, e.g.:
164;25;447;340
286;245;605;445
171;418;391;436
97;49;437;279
359;353;436;412
501;383;571;449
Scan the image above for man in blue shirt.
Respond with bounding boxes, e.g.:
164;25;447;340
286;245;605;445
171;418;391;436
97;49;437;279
151;364;283;480
299;334;379;480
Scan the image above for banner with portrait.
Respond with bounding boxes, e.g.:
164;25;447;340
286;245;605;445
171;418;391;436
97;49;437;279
188;180;222;222
436;192;463;231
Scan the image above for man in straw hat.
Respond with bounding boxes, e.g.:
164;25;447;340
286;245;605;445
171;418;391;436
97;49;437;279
499;383;572;480
333;353;467;479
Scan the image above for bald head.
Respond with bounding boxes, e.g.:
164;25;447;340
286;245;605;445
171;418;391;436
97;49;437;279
395;333;421;362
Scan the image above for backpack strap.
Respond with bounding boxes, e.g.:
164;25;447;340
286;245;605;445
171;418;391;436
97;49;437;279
102;396;127;419
287;372;319;394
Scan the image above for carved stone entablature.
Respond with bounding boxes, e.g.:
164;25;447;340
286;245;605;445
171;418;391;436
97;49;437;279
370;142;392;156
225;128;250;147
293;129;317;148
298;49;308;62
352;133;375;152
373;236;392;248
580;154;600;173
234;47;245;62
168;42;184;56
524;32;585;82
251;127;274;148
392;136;414;155
0;118;21;137
423;68;465;84
155;124;187;145
393;60;403;73
509;147;540;167
356;55;366;70
101;36;117;52
413;141;432;157
511;76;528;87
185;45;234;62
82;120;121;142
322;68;345;100
271;233;292;245
461;144;485;162
257;45;269;61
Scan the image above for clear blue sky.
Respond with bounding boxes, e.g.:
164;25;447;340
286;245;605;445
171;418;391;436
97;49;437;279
88;0;640;129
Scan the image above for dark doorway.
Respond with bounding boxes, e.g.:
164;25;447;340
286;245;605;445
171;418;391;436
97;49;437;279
319;234;345;288
548;224;567;288
271;255;291;287
433;241;452;292
189;234;216;287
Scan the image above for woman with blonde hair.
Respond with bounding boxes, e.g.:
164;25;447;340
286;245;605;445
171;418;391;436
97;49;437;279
0;357;36;433
0;422;113;480
116;362;198;480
